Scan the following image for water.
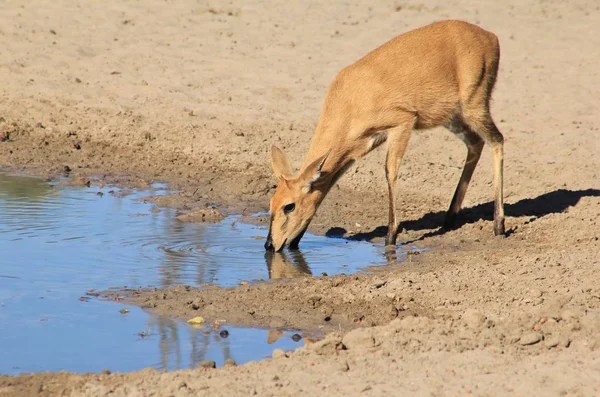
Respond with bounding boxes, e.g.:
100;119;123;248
0;171;417;375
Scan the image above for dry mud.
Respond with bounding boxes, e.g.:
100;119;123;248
1;0;600;395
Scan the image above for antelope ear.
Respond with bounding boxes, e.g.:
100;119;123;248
270;146;293;179
298;150;330;193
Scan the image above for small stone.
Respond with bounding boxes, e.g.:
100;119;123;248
0;131;10;142
309;334;345;355
291;333;302;342
101;369;111;375
199;360;216;369
223;358;237;367
176;208;225;223
519;332;543;346
339;360;350;372
272;349;287;359
324;315;332;322
219;330;229;338
178;381;187;389
561;310;580;321
371;279;387;289
462;309;486;329
75;78;82;83
342;327;376;350
545;336;560;349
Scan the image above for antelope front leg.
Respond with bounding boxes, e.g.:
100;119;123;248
384;126;412;246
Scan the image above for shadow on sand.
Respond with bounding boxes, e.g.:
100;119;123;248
325;188;600;243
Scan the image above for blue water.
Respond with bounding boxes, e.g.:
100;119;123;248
0;170;413;375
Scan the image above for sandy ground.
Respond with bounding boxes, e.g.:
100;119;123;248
1;0;600;395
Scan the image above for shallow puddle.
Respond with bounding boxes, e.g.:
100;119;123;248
0;170;419;375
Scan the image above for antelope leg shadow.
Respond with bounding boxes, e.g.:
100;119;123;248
325;188;600;242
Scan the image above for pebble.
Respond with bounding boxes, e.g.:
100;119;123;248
462;309;486;329
342;327;376;349
223;358;237;367
219;330;230;338
528;289;543;299
339;360;350;372
519;332;543;346
561;310;580;321
545;336;560;349
371;279;387;289
272;349;287;359
199;360;216;369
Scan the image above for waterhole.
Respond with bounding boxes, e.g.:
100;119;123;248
0;170;421;374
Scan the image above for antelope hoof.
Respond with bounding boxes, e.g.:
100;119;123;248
493;219;506;236
385;234;397;247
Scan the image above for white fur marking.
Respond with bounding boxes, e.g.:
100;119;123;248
368;132;388;151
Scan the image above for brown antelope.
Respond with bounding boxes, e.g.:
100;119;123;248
265;20;505;252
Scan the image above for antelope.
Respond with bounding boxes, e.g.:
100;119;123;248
265;20;506;252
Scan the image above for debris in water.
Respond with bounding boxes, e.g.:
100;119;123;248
137;330;150;339
187;316;206;326
119;309;129;314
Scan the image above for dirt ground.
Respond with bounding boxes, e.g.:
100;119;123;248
1;0;600;395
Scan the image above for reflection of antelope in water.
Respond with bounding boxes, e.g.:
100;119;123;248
149;315;232;370
264;251;312;279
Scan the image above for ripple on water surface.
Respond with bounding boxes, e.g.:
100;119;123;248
0;171;421;374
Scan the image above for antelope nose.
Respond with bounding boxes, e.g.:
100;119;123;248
264;239;274;251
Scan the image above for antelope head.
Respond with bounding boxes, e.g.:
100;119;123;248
264;146;330;251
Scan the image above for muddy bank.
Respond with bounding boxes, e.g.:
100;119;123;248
108;230;600;336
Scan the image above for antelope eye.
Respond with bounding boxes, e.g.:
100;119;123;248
283;203;296;214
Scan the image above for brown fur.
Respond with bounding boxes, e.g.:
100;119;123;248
266;20;505;252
